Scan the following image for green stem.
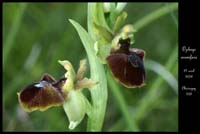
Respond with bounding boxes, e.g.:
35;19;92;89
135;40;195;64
3;3;27;66
107;72;139;131
133;3;178;31
86;53;108;131
86;3;108;131
69;19;108;131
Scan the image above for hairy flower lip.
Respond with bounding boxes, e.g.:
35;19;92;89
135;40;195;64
18;74;67;112
106;38;146;88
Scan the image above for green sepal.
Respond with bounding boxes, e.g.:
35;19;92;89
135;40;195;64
63;90;87;130
58;60;76;93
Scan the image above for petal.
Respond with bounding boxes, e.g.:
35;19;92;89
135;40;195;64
76;59;87;81
74;77;97;90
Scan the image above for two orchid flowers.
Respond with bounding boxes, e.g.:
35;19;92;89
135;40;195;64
17;3;146;130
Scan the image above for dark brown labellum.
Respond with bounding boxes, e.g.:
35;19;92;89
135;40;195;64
107;38;146;88
18;74;67;112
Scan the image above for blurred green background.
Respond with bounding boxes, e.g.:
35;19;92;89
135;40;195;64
3;3;178;131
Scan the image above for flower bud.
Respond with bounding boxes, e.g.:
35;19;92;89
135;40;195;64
116;3;127;13
103;2;112;13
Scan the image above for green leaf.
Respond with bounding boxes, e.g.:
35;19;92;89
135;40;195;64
145;59;178;94
69;19;94;57
93;22;113;42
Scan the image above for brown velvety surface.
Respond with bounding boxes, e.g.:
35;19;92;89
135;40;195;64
107;53;145;88
19;76;67;112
